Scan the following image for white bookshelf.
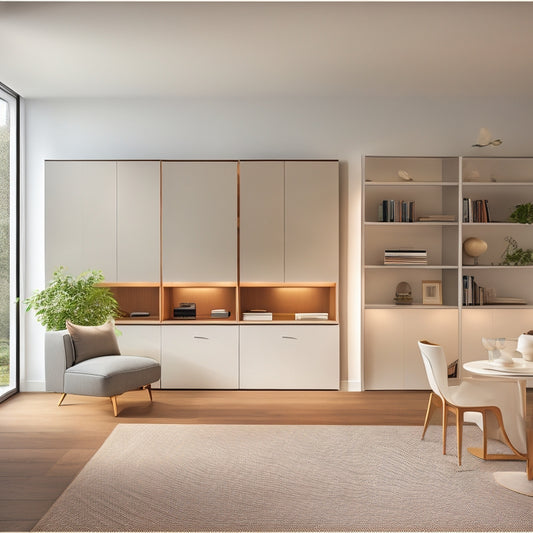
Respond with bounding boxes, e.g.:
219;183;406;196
363;156;533;389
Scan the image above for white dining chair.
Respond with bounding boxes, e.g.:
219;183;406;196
418;340;527;465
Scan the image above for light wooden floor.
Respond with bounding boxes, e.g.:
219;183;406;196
0;388;524;531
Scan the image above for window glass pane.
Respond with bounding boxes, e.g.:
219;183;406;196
0;91;18;400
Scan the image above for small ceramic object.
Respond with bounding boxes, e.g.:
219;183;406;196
397;170;412;181
517;334;533;362
463;237;488;265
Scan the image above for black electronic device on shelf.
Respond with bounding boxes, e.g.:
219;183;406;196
173;303;196;319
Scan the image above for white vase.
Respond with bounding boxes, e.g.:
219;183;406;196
516;334;533;362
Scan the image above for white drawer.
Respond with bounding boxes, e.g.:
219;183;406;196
239;324;339;389
161;325;239;389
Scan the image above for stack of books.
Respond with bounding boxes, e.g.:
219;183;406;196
295;312;329;321
242;310;273;321
378;200;415;222
417;214;456;222
384;249;427;265
463;198;491;222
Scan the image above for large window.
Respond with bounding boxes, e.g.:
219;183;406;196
0;83;19;402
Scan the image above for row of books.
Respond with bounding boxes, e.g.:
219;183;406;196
384;249;428;265
378;200;416;222
463;275;487;306
463;198;491;223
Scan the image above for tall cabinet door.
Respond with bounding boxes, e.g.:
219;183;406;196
117;161;160;282
239;161;285;282
161;162;238;282
45;161;117;281
285;161;339;282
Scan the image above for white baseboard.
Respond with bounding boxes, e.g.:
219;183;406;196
20;380;46;392
341;380;362;392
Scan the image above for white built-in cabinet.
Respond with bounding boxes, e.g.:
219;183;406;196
161;161;238;283
45;161;117;281
363;156;533;390
240;161;285;282
117;161;160;282
161;325;239;389
240;325;339;389
45;159;340;390
45;160;160;283
240;160;338;283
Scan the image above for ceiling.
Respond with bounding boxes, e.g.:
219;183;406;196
2;1;533;99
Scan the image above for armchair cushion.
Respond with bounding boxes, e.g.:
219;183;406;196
64;355;161;397
66;320;120;363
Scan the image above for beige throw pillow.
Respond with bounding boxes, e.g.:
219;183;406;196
66;319;121;363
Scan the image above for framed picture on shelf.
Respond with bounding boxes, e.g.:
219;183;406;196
422;280;442;305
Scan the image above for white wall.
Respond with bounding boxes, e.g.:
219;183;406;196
22;95;533;391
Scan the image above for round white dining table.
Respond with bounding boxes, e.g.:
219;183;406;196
463;358;533;496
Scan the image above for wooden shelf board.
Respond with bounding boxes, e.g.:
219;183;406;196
365;304;458;310
160;319;239;325
99;282;160;287
239;282;336;287
365;265;458;269
462;265;533;270
463;181;533;186
364;181;459;186
162;282;237;288
239;320;339;325
364;221;458;226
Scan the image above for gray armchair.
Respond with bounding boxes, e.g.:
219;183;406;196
45;321;161;416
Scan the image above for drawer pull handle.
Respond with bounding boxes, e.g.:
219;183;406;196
282;336;298;340
193;336;209;340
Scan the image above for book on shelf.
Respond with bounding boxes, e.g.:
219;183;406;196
462;275;487;306
242;311;273;321
294;312;329;321
377;200;415;222
462;198;491;223
384;249;427;265
463;276;527;305
417;214;457;222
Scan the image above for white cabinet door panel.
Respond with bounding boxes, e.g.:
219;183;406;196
118;325;161;388
162;162;237;282
45;161;117;281
285;161;339;282
240;161;284;282
161;325;239;389
364;308;458;390
117;161;160;282
240;325;339;389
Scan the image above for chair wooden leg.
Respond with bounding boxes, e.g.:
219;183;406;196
58;393;67;407
422;393;435;440
456;408;464;466
110;396;119;417
145;384;153;402
442;401;448;456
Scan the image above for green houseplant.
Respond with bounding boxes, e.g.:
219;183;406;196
500;236;533;266
25;267;121;331
509;203;533;224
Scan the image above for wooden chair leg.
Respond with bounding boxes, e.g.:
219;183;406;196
422;393;435;440
456;408;464;466
110;395;119;417
58;393;67;407
145;384;153;402
442;401;449;456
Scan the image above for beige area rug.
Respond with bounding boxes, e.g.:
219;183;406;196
33;424;533;532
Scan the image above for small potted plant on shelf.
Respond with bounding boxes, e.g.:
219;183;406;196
25;267;120;331
509;203;533;224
